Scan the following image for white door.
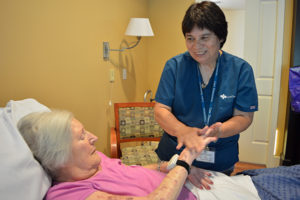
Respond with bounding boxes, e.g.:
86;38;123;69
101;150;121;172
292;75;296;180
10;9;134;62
239;0;285;167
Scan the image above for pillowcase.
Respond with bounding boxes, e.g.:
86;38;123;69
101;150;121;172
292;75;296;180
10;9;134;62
0;98;51;200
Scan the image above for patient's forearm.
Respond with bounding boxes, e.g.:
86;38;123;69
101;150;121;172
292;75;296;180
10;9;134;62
147;151;194;199
147;165;188;199
143;161;169;173
86;166;188;200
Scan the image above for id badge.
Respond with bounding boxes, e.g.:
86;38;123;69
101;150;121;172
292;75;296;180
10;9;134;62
196;147;215;163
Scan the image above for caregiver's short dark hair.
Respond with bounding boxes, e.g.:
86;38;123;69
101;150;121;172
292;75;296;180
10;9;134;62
182;1;228;48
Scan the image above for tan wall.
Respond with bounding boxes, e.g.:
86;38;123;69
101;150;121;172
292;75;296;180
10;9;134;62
147;0;194;94
0;0;151;155
0;0;194;156
0;0;293;159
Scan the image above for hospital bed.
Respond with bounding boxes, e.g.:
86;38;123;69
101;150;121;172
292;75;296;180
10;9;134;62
0;99;299;200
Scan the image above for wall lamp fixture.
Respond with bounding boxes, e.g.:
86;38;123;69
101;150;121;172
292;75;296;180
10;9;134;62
103;18;154;61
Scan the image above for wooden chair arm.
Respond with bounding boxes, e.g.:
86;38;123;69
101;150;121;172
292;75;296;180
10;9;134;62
110;127;119;158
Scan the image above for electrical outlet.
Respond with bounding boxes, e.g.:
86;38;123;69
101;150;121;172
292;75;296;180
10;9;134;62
109;69;115;82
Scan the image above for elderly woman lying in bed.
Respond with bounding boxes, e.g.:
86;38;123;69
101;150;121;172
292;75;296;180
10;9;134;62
17;110;299;200
18;110;219;200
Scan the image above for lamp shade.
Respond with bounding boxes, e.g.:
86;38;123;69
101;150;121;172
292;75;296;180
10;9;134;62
125;18;154;37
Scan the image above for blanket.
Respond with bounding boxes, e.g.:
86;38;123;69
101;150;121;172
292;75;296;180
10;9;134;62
239;165;300;200
185;171;260;200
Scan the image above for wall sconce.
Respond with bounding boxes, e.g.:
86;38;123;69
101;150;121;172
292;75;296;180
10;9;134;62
103;18;154;61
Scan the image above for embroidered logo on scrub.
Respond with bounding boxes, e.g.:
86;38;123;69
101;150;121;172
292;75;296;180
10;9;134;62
220;94;236;100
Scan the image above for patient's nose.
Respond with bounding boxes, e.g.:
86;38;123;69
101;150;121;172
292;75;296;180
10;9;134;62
87;132;98;144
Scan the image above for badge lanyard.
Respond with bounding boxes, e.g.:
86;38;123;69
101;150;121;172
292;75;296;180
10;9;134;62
197;54;221;126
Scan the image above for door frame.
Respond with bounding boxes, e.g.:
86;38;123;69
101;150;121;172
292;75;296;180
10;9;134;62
266;0;285;167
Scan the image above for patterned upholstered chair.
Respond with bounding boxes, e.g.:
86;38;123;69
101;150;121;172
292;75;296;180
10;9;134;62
110;102;164;166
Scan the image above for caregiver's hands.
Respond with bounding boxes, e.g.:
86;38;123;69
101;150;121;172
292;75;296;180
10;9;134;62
176;122;222;152
179;135;218;162
179;133;217;190
203;122;223;138
176;126;209;152
154;103;222;153
176;123;222;190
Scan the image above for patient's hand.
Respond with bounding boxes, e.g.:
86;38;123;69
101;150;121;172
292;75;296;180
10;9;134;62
188;167;213;190
179;135;218;164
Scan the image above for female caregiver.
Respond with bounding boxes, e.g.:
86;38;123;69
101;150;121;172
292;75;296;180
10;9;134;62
154;1;258;176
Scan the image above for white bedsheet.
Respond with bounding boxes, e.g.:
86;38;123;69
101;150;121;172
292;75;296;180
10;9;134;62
0;99;51;200
185;171;261;200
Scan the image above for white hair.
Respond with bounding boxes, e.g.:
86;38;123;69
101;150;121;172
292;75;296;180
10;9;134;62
17;110;73;179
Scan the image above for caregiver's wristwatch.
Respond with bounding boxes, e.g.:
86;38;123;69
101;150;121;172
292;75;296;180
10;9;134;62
166;154;191;174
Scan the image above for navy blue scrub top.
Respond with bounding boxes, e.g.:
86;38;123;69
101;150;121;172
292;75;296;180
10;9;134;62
155;51;258;171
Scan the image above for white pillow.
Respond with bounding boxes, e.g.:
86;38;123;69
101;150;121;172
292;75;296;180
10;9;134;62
0;99;51;200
